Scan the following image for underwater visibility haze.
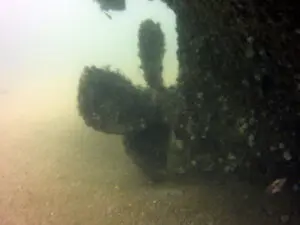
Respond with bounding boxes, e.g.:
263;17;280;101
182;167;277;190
1;0;300;224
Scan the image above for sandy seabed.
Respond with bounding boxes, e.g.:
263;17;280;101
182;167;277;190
0;76;298;225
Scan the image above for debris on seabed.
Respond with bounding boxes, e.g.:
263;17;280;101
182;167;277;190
266;178;287;194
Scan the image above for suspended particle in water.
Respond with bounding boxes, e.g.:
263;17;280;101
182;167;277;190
283;151;292;161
